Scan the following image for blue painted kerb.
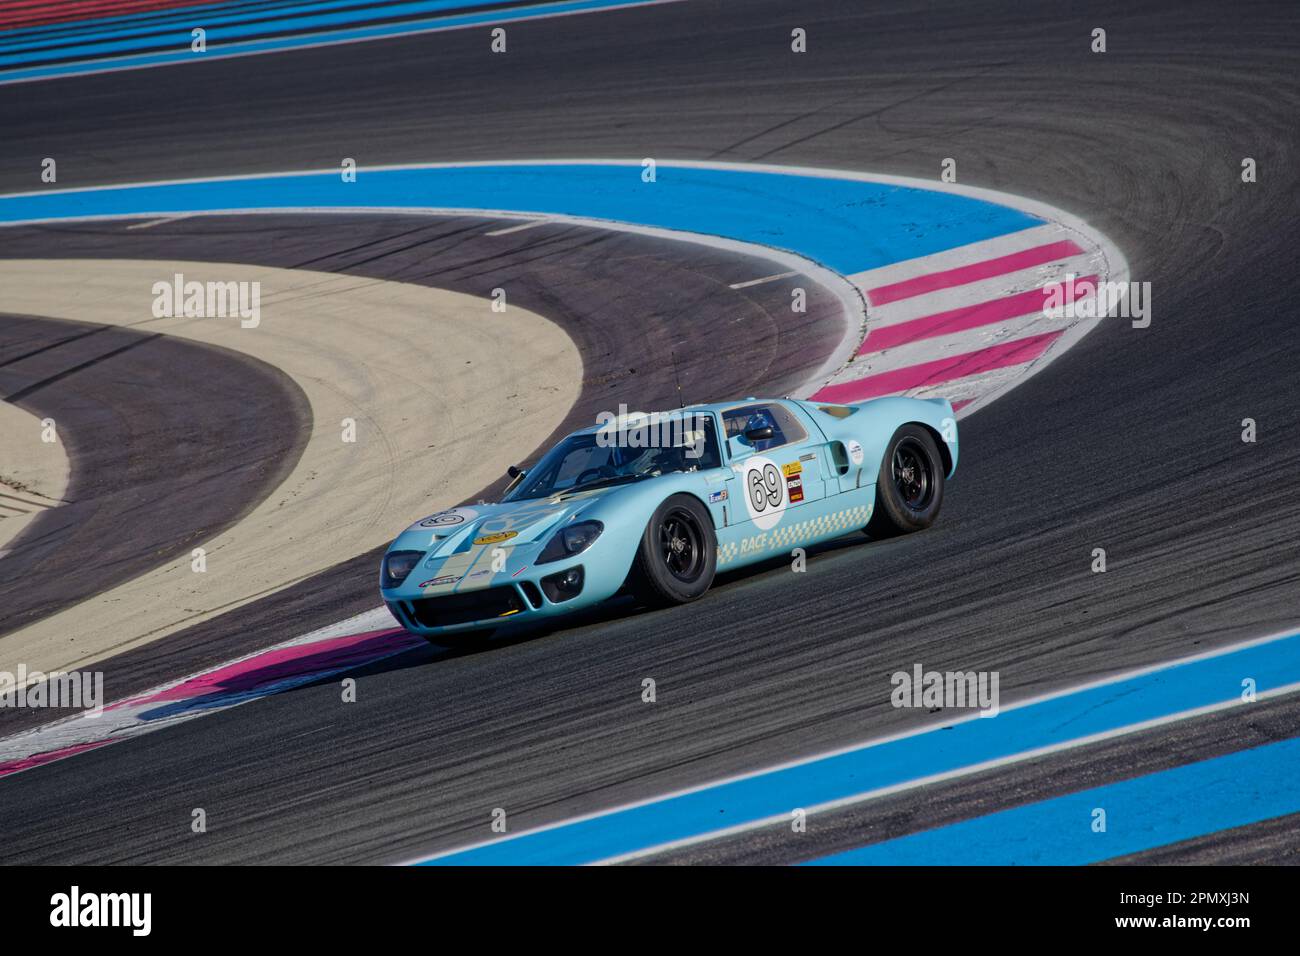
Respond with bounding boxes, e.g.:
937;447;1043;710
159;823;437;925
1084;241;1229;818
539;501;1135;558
0;164;1041;276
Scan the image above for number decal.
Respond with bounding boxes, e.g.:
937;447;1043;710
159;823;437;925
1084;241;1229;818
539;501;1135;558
762;464;781;508
747;463;782;512
738;456;788;530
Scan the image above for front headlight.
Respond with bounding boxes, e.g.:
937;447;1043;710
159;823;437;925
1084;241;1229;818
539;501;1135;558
537;520;604;564
382;550;424;588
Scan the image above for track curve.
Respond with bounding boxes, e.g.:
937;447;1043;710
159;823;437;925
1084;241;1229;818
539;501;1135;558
0;312;309;636
0;0;1297;864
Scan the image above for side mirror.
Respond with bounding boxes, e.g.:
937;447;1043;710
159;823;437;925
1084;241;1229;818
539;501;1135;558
744;426;775;442
507;465;525;479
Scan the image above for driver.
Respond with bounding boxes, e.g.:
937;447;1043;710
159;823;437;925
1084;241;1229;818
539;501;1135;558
735;410;780;450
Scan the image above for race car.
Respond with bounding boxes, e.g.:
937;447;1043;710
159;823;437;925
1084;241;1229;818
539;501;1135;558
381;396;957;645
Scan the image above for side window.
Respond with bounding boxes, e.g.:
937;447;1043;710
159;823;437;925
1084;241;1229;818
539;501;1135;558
722;403;808;455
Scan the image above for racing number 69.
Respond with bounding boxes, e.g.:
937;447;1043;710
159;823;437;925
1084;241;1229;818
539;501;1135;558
748;463;782;512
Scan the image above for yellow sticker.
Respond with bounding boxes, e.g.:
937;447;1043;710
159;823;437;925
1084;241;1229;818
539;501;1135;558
782;461;803;477
473;531;518;546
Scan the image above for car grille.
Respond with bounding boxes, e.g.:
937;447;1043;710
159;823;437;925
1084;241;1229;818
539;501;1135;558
406;586;525;628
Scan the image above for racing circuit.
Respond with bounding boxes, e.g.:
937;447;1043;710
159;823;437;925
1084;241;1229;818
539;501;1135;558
0;0;1297;865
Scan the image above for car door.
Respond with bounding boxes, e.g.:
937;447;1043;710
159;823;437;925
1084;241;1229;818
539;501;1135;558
720;401;826;534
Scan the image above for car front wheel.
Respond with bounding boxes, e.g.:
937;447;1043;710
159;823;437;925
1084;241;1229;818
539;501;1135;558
631;493;717;605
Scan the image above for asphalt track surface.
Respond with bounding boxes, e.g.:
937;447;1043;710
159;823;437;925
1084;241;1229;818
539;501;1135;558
0;211;844;725
0;0;1298;863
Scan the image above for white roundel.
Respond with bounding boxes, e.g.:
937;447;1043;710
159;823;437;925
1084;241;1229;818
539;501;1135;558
739;455;786;530
410;507;478;532
847;439;865;466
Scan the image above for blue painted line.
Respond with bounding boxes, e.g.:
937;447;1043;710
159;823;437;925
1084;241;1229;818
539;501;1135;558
413;632;1300;864
0;0;666;81
806;735;1300;865
0;0;526;65
0;164;1039;276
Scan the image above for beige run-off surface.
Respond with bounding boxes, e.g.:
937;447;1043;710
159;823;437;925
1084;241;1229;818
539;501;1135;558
0;259;581;677
0;400;70;558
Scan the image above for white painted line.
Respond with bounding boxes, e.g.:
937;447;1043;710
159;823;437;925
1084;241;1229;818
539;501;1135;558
484;218;548;237
125;215;190;230
729;270;798;290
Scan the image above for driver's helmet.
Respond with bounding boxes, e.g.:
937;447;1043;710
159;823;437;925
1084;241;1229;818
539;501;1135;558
739;409;777;445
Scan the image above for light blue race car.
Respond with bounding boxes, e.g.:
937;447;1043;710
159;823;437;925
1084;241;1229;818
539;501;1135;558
381;396;957;646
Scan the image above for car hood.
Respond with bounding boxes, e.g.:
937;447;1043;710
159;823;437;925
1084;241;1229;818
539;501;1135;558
385;488;615;596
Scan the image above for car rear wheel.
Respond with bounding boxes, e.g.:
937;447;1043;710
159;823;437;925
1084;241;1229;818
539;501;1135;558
865;424;945;538
631;494;717;606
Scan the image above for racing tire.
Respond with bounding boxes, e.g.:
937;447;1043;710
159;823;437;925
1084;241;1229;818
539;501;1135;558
865;425;945;538
631;493;717;606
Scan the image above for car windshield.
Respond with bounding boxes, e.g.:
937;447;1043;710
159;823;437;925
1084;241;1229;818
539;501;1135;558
506;413;721;501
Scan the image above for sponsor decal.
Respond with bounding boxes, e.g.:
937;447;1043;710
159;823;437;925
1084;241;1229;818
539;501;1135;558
782;460;805;503
708;489;728;503
468;569;494;579
847;439;865;466
419;574;460;587
473;531;518;546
